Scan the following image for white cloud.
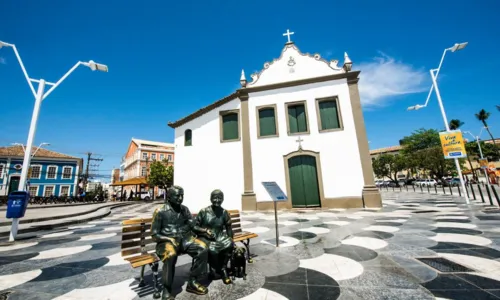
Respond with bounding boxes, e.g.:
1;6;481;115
358;52;428;107
0;57;5;64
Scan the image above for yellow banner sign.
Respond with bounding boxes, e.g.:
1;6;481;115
439;130;467;159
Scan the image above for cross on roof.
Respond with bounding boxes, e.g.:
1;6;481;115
296;136;304;150
283;29;294;43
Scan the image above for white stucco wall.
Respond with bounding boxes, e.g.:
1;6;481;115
173;99;244;213
249;79;365;203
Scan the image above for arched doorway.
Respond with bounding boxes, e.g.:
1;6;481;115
287;155;321;208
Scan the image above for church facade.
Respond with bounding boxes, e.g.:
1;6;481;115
168;32;381;212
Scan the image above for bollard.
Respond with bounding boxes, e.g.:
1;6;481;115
386;185;389;191
477;185;485;203
449;185;453;196
434;184;438;194
392;185;395;191
442;184;446;194
458;185;461;197
427;184;430;193
420;185;423;193
491;185;500;206
400;185;402;192
406;185;408;192
485;185;494;206
470;184;477;200
413;185;416;192
465;183;470;199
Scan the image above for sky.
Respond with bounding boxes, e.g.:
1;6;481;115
1;0;499;182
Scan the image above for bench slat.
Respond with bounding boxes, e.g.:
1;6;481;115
125;253;159;268
122;231;152;240
122;238;153;249
123;218;153;225
231;218;241;224
123;225;150;233
233;228;242;234
122;244;156;257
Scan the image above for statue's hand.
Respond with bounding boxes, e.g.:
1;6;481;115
206;229;215;239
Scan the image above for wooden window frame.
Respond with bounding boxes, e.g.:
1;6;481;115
28;185;39;197
62;166;73;179
0;164;4;179
219;109;241;143
43;185;55;197
46;165;58;180
285;100;310;136
151;153;157;161
315;96;344;133
30;164;42;179
184;129;193;146
256;104;279;139
59;185;70;196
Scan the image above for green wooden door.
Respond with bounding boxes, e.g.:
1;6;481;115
288;155;321;207
8;176;20;194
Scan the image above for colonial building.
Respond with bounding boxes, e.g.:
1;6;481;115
168;30;381;212
0;145;83;197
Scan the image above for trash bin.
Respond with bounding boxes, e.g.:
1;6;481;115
6;191;30;219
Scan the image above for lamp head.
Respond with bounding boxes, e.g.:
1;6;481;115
407;104;424;111
85;60;109;72
0;41;11;49
449;42;468;52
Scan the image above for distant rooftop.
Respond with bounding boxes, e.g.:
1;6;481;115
132;138;174;148
0;145;79;159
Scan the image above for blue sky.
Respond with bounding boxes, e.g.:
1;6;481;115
1;0;499;181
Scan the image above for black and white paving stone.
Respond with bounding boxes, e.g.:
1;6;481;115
1;193;500;299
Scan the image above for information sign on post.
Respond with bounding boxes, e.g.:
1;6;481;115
439;130;467;159
262;182;288;247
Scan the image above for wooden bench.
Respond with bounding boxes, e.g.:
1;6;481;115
121;210;258;292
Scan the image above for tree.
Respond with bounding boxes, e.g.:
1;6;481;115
148;161;173;191
475;109;498;154
372;154;406;182
400;128;461;180
449;119;464;130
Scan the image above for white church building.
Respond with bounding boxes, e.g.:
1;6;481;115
168;30;381;212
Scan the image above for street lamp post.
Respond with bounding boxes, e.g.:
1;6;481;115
464;129;489;184
1;41;108;241
407;42;470;204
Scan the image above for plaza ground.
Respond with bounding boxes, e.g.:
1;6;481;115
0;192;500;299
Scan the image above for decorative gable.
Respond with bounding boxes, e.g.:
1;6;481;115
247;43;345;88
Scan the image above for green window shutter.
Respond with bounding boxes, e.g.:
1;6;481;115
288;104;307;134
185;129;192;146
222;113;239;140
259;108;276;136
319;100;340;130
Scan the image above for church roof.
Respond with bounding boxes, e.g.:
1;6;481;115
168;39;356;129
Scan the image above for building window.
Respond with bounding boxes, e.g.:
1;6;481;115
142;152;148;160
0;164;4;179
46;166;57;179
44;186;54;197
168;155;172;161
60;186;70;196
141;166;147;176
28;186;38;197
31;165;41;179
62;166;72;179
185;129;192;146
257;105;278;138
316;97;342;132
151;153;157;160
220;110;240;142
160;154;165;161
286;101;309;135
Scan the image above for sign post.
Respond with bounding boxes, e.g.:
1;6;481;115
262;182;288;247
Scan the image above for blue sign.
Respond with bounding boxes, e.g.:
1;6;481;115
262;182;288;202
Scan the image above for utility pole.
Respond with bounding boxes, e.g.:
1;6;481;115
84;152;103;191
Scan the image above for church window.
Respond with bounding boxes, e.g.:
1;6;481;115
220;110;240;142
257;105;278;138
286;101;309;135
316;97;343;132
184;129;192;146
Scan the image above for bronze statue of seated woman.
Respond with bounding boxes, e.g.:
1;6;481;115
195;189;234;284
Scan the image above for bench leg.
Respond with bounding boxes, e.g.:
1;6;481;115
241;239;253;263
138;265;146;287
151;262;161;299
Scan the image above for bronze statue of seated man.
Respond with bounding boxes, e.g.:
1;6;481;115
195;189;234;284
151;185;209;300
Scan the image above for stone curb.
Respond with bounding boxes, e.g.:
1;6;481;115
0;201;138;226
0;202;135;238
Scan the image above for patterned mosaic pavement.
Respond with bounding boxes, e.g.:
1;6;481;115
1;192;500;299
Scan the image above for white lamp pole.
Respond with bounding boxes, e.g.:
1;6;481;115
407;42;469;204
0;41;108;242
464;129;489;184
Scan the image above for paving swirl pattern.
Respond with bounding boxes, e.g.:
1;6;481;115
1;193;500;299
